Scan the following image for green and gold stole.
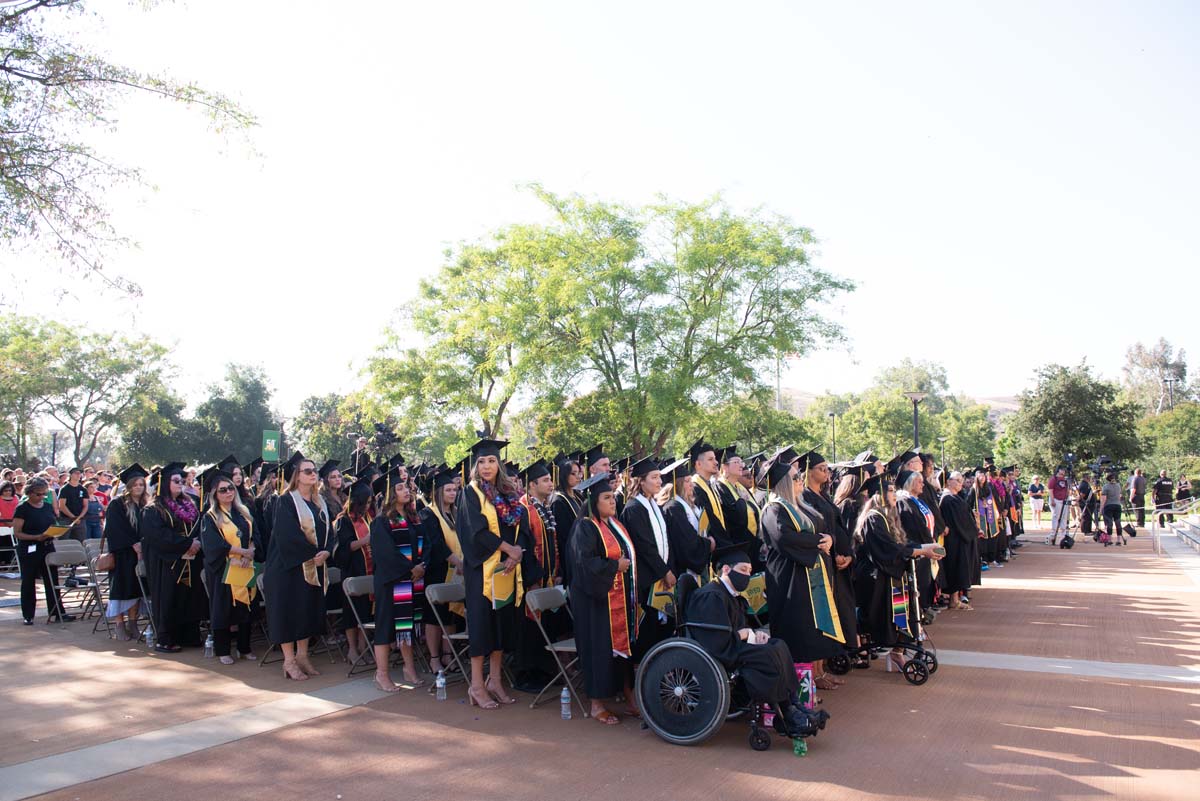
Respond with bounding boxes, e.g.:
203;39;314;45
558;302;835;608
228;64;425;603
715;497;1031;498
691;474;725;534
768;495;845;644
469;483;523;610
429;502;465;617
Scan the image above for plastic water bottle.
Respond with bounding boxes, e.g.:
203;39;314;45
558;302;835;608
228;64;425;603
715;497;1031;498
143;623;155;649
203;633;214;658
435;670;447;701
560;687;572;720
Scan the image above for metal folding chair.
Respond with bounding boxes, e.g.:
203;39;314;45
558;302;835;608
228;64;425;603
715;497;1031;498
424;581;470;687
341;575;377;676
1;524;22;574
90;556;115;636
523;586;588;718
44;550;99;623
319;566;348;663
255;574;283;667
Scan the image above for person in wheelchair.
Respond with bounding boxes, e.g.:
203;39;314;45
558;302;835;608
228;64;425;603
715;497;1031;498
688;549;826;738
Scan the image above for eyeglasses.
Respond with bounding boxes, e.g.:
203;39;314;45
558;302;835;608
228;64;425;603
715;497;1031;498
300;467;317;475
216;486;236;494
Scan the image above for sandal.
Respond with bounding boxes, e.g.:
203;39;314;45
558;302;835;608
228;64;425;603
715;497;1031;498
401;670;426;688
219;655;236;665
468;685;499;709
374;676;402;693
814;675;838;691
951;602;974;611
295;656;322;677
154;644;182;653
486;677;517;705
593;709;621;725
282;660;309;681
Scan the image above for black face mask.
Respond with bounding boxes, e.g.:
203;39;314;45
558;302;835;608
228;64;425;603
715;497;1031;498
726;570;751;593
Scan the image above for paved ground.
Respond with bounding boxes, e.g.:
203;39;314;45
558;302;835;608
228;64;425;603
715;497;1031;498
1;524;1198;801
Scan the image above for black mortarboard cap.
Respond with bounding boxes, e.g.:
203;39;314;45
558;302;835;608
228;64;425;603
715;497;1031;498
715;547;752;569
660;457;690;484
628;457;660;479
983;455;995;466
577;472;614;497
584;443;607;468
348;476;373;500
688;438;715;465
373;466;402;496
861;474;889;496
896;469;917;489
260;462;280;480
1002;464;1016;473
318;459;340;479
433;467;458;489
520;459;551;483
469;438;508;463
214;454;240;473
118;463;149;483
613;456;631;474
282;451;307;482
717;444;739;463
161;461;187;478
763;446;799;486
794;449;826;472
568;450;584;465
243;457;264;476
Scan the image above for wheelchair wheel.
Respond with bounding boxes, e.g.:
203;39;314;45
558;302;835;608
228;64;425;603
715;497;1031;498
902;658;929;686
749;725;772;751
826;653;852;675
922;651;939;674
636;637;730;746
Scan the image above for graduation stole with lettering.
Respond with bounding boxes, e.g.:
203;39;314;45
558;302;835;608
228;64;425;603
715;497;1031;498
768;496;845;644
974;493;998;538
427;504;465;618
519;495;557;585
691;474;725;533
589;516;638;658
470;483;523;610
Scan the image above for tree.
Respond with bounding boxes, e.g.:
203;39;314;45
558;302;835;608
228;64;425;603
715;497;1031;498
189;364;279;464
1138;401;1200;479
41;330;172;466
937;402;997;467
1005;363;1142;475
1122;338;1189;416
116;391;210;467
0;316;71;466
0;0;255;293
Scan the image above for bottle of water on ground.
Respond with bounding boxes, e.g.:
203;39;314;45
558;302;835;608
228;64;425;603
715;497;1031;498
435;670;447;701
203;633;214;658
560;687;572;720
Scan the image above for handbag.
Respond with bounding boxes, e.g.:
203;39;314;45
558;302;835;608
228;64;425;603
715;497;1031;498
95;535;115;572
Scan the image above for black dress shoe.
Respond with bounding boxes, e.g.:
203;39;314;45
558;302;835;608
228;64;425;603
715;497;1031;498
47;613;77;623
23;618;33;626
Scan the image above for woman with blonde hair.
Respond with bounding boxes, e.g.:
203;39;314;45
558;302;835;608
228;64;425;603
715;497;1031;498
264;453;333;681
199;468;258;664
104;464;151;639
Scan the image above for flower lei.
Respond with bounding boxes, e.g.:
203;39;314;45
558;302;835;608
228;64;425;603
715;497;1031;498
165;494;199;526
481;480;525;527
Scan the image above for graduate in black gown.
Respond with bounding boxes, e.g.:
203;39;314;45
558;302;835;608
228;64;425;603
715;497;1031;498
758;448;845;683
688;549;824;738
512;459;564;692
896;470;937;613
855;475;943;671
567;472;639;724
658;457;715;580
140;462;206;653
368;469;427;692
938;471;979;609
264;453;333;682
714;445;762;571
689;440;735;560
796;450;858;689
198;469;258;664
418;467;465;673
550;456;583;588
104;463;149;640
618;457;677;663
333;477;375;667
455;438;531;710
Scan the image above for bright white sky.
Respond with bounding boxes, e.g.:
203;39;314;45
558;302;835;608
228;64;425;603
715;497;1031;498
7;1;1198;417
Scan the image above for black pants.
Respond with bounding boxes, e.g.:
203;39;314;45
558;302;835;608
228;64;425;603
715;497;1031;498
213;625;252;657
1103;505;1123;539
17;546;62;621
1155;502;1174;527
1132;494;1145;526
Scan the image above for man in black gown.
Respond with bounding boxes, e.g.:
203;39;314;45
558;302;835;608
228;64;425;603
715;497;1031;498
688;550;827;737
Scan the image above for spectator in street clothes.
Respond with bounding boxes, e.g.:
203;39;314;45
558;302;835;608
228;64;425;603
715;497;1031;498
11;477;74;624
1046;468;1070;545
1177;475;1192;509
83;479;105;539
56;467;87;542
1129;468;1147;527
1100;472;1126;546
1027;476;1045;529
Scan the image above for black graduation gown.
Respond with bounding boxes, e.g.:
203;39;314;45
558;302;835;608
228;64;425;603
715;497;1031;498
455;485;529;657
662;498;711;576
368;514;422;647
692;476;734;559
252;493;276;564
837;498;860;547
897;493;935;608
620;497;675;662
567;516;637;698
264;494;331;644
333;514;372;630
103;499;142;602
512;500;566;682
687;579;797;703
761;502;841;662
967;486;998;565
861;511;919;647
550;491;581;587
715;478;757;564
198;509;254;631
802;489;858;649
140;503;206;647
938;491;978;594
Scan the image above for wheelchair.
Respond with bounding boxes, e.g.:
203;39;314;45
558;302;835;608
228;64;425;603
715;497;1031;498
635;575;826;751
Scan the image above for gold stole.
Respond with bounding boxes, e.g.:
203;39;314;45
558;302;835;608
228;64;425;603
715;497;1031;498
691;474;725;533
771;497;845;644
216;515;255;607
719;477;759;536
429;503;465;617
469;483;524;609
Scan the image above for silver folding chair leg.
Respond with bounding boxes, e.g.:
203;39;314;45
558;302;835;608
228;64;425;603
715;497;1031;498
529;612;588;718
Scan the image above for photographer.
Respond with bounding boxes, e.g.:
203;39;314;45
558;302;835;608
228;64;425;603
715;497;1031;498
1129;469;1147;527
1046;468;1070;545
1100;473;1126;546
1075;473;1094;537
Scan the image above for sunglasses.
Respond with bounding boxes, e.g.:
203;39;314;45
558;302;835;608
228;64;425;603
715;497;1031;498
299;467;317;475
169;477;183;485
216;485;236;494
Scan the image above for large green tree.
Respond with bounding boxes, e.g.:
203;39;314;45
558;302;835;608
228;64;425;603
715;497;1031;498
0;316;71;465
0;0;255;293
1005;363;1142;475
1121;338;1190;416
188;364;280;464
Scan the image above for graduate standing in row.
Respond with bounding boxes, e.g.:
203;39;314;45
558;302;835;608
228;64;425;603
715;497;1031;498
455;439;529;710
265;453;333;681
198;469;258;664
419;466;463;674
938;471;979;610
141;462;205;653
568;473;639;724
619;457;676;662
657;457;714;579
368;469;426;691
104;464;149;640
513;459;564;692
333;478;375;667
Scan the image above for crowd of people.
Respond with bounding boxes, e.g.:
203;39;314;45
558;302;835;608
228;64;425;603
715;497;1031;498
0;441;1192;738
1029;466;1192;547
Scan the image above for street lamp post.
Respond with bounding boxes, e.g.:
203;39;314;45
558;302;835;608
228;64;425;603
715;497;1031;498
937;436;948;471
902;392;928;450
1163;377;1179;410
828;412;838;462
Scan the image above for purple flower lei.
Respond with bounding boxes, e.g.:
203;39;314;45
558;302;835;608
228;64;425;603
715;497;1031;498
165;494;198;526
481;480;525;527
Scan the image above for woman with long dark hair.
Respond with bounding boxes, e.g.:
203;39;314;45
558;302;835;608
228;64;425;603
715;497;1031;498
967;469;999;571
455;439;529;710
141;462;205;652
419;468;464;673
550;456;582;587
199;470;258;664
333;478;375;667
264;453;333;681
369;470;427;691
656;457;714;577
104;464;150;639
